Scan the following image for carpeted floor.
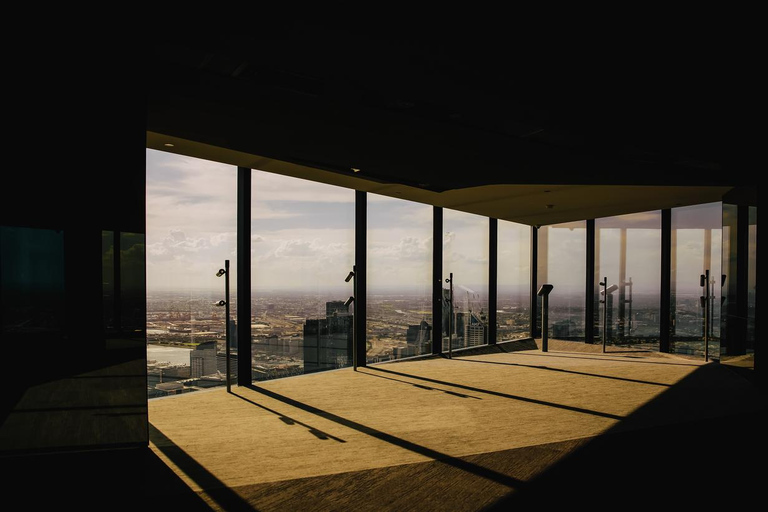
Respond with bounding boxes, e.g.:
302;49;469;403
140;339;767;511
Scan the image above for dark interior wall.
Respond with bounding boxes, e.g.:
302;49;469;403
0;51;148;453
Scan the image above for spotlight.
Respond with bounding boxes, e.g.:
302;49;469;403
344;296;355;307
215;300;226;307
345;271;355;283
216;268;226;277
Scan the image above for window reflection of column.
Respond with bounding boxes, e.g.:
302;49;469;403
593;222;601;342
670;223;678;340
618;228;627;340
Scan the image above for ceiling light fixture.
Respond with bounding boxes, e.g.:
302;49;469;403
351;167;361;173
164;143;175;147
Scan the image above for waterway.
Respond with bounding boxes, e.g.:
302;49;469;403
147;344;192;366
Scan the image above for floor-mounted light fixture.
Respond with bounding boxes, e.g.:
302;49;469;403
215;260;231;392
599;277;618;353
445;273;453;359
344;267;357;370
537;284;554;352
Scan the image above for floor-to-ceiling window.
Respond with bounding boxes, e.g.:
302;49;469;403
251;170;355;379
537;221;586;341
145;149;237;397
497;220;531;341
670;202;722;357
747;206;757;355
595;211;661;349
367;194;433;362
443;209;490;351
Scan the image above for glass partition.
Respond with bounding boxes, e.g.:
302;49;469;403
251;170;355;379
145;149;237;397
497;220;531;341
443;209;490;351
367;194;433;362
537;221;586;341
670;202;722;357
595;211;661;349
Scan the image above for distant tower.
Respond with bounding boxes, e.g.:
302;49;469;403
303;301;353;373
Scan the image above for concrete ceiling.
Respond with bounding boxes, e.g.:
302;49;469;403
144;31;749;226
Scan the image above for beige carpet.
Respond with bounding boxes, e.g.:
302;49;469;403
147;339;766;511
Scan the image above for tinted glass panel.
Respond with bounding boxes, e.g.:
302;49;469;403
367;194;433;362
146;149;237;397
443;209;489;351
497;220;531;341
537;221;586;341
251;170;355;378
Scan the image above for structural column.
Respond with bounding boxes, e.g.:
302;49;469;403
530;226;539;338
354;191;367;368
660;209;671;353
488;218;498;345
237;167;252;385
433;206;443;354
585;219;596;344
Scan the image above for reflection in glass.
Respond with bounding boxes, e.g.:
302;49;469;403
670;202;722;357
747;206;757;354
251;170;355;379
497;220;531;341
595;211;661;349
367;194;433;362
720;203;756;368
1;227;65;334
145;149;237;398
537;221;586;341
443;209;489;351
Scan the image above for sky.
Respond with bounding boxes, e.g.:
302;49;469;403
146;148;724;297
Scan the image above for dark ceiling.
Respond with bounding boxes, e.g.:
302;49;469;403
143;29;749;225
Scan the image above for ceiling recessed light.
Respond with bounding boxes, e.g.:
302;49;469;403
351;168;361;173
164;143;175;147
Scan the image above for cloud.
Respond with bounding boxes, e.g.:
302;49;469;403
370;236;431;261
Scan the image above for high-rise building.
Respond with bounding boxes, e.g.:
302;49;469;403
303;302;353;373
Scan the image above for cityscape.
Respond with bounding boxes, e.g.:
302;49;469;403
146;289;715;398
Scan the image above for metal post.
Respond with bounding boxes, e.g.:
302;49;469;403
448;272;453;359
542;293;549;352
353;264;357;371
703;269;710;362
225;259;231;392
601;277;607;353
537;284;553;352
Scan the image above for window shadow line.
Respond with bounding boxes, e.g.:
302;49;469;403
149;422;257;511
243;384;524;490
453;358;671;387
230;391;345;443
368;367;624;420
511;351;703;366
358;368;482;399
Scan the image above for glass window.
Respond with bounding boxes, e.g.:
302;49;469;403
595;212;661;349
367;194;433;362
145;149;237;398
443;209;489;351
497;220;531;341
537;221;586;341
747;206;757;355
251;170;355;379
670;202;722;357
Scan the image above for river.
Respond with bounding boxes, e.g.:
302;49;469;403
146;344;192;366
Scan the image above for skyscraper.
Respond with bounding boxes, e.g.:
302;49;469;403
303;301;353;373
